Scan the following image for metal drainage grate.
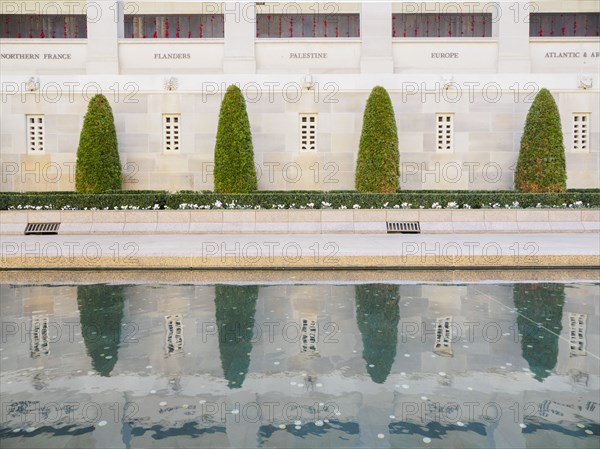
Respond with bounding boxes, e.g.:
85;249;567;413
386;221;420;234
24;223;60;235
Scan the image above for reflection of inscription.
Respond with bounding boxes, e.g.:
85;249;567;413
545;52;600;58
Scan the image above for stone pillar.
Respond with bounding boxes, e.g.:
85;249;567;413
86;0;121;74
497;1;531;72
360;2;394;73
223;1;256;73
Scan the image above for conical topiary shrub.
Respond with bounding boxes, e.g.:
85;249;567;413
75;94;122;193
355;86;399;193
213;85;258;193
514;88;566;192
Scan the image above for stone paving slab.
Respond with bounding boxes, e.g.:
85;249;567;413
1;233;598;269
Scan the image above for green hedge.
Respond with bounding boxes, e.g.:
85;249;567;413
1;190;598;210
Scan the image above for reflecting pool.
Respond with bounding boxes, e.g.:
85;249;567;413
1;282;598;448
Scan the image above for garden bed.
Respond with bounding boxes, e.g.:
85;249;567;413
1;190;599;211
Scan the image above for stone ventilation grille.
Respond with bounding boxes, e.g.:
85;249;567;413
163;114;180;151
164;314;184;355
24;223;60;235
387;221;421;234
300;318;318;353
300;114;317;151
569;313;587;356
573;114;589;151
30;315;50;358
27;115;44;153
433;316;453;356
436;113;453;151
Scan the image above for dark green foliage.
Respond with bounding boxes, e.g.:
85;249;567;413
515;88;567;193
1;190;599;210
77;285;125;377
75;94;122;193
215;285;259;389
355;284;400;384
355;86;399;193
513;283;565;382
213;85;258;193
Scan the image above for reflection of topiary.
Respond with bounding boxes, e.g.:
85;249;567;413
513;283;565;381
514;88;566;192
75;94;122;193
355;86;399;193
215;285;259;388
355;284;400;383
214;85;258;193
77;285;125;377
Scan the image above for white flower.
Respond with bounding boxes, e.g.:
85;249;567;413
340;205;347;209
353;204;360;209
214;200;222;208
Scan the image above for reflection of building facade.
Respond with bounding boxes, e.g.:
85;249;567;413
0;282;598;448
164;314;184;355
569;312;587;356
300;317;318;353
433;315;453;357
1;1;599;192
29;314;50;358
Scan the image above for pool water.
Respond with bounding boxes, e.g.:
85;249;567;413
0;282;598;448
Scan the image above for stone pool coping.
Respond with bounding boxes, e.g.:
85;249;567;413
2;268;599;284
0;209;599;234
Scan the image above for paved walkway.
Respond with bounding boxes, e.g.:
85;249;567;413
1;233;599;269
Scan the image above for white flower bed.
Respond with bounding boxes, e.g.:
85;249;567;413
6;200;592;211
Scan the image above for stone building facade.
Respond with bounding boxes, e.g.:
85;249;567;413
1;1;599;192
